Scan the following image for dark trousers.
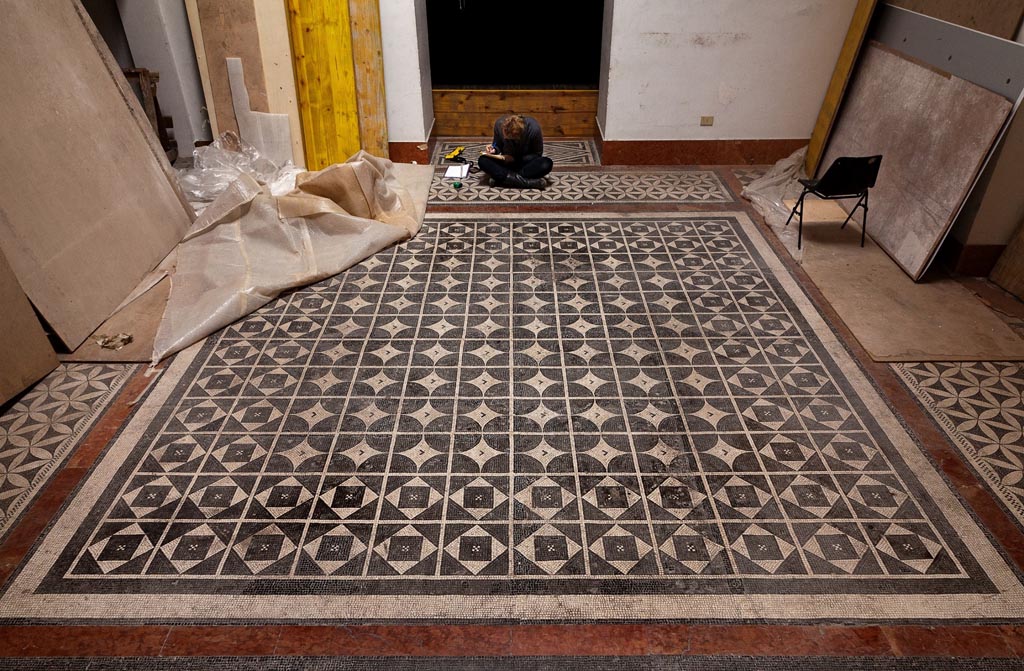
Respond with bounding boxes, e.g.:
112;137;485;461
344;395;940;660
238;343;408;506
478;154;553;181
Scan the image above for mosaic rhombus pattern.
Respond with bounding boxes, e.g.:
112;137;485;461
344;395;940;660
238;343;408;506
2;212;1021;622
430;170;733;205
894;362;1024;526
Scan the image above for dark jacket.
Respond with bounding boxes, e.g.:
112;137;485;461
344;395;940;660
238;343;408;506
492;115;544;164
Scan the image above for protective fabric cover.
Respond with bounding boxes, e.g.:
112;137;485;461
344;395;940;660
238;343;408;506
153;151;419;363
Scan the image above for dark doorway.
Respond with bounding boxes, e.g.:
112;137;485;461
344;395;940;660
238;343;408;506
426;0;605;89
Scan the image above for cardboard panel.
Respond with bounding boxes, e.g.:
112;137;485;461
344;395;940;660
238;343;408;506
0;249;57;404
0;2;192;349
992;217;1024;301
821;44;1012;280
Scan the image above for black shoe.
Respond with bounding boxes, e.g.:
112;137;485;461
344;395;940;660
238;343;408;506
501;172;545;189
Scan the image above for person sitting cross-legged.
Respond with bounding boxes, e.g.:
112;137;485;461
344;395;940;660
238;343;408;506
477;114;553;189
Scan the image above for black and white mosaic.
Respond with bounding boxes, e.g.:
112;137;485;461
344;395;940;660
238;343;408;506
0;363;136;540
433;139;599;166
895;362;1024;526
431;170;733;205
2;213;1020;621
732;167;770;187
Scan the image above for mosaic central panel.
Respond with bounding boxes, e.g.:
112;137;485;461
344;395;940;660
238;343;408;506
18;212;999;606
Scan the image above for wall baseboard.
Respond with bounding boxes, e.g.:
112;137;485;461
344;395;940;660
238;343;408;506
939;238;1007;277
388;142;430;164
598;139;806;165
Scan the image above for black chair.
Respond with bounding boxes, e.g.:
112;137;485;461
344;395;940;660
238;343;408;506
785;155;882;249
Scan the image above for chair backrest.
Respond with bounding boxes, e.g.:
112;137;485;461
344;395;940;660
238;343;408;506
814;155;883;197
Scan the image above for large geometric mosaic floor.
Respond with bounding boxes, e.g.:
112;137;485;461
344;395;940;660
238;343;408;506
2;211;1022;622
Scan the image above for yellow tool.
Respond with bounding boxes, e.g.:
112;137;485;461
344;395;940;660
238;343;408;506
444;146;465;160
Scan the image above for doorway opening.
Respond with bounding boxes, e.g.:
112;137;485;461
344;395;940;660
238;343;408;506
426;0;605;136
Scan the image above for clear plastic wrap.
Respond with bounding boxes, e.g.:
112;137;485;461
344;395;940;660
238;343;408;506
176;131;303;202
152;151;420;363
741;147;809;229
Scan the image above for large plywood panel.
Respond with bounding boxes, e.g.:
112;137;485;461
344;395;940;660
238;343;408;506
822;44;1011;280
0;1;192;349
0;249;57;404
887;0;1024;40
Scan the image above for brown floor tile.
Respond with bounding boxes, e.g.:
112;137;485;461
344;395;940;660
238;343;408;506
0;625;170;657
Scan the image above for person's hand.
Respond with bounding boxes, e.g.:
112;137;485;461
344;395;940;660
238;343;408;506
484;145;496;154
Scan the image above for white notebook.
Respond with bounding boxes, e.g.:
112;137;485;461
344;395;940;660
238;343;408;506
444;164;469;179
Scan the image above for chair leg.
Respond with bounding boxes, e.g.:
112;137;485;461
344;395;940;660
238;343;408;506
840;194;862;230
861;190;868;247
785;190;806;228
797;195;804;250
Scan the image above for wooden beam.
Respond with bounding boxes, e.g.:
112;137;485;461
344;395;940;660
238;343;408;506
253;0;307;165
348;0;388;157
184;0;218;136
805;0;879;177
287;0;361;170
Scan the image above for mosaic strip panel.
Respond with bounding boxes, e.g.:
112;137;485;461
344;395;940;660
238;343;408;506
432;139;599;166
430;170;733;205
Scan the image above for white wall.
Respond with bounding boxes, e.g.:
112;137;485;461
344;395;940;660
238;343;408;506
118;0;210;152
600;0;858;140
381;0;434;143
596;0;615;136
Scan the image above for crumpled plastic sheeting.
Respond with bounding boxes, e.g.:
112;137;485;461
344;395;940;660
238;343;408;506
152;151;420;363
741;147;809;229
177;131;303;202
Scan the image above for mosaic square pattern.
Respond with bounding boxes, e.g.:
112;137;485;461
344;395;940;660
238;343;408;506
0;363;136;539
432;139;599;166
3;211;1002;612
430;170;733;205
895;362;1024;525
